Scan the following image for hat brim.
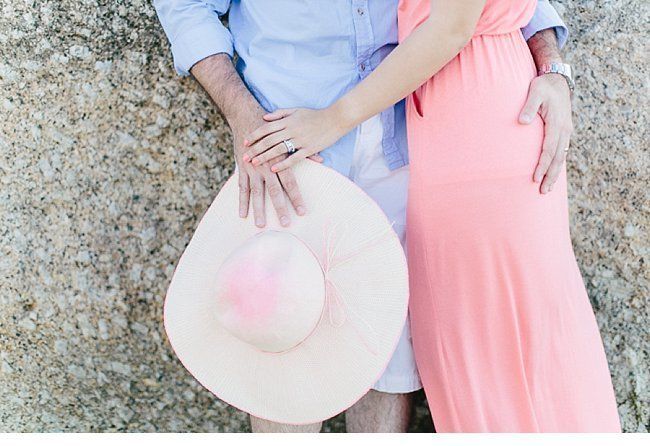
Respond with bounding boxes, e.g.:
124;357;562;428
164;161;409;425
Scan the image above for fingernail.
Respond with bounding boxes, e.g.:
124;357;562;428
521;114;531;123
243;139;249;146
548;184;553;192
296;206;306;216
255;219;264;227
239;210;246;218
242;154;250;162
270;165;278;172
280;216;290;227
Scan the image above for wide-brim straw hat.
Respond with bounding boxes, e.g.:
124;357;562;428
164;160;409;425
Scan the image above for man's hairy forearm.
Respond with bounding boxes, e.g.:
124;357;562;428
190;53;262;129
527;29;563;69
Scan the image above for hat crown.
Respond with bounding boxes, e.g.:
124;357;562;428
213;231;326;353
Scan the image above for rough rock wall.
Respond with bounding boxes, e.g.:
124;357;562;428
0;0;647;432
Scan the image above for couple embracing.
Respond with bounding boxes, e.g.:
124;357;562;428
155;0;620;433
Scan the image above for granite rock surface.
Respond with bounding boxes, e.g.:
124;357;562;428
0;0;647;432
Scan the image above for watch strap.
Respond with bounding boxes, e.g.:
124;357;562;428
538;62;575;91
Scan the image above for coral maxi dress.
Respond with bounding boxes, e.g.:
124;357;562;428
399;0;621;432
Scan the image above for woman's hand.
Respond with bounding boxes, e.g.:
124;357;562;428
242;107;351;173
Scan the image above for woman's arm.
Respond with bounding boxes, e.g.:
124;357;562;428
333;0;485;133
243;0;486;171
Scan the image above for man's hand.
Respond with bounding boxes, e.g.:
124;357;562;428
232;108;306;228
522;28;573;194
190;54;308;227
519;74;573;194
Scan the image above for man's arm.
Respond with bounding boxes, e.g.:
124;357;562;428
153;1;306;226
191;54;307;228
191;54;258;137
521;1;573;194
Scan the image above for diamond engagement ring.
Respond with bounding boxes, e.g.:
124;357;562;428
283;139;298;155
563;147;570;153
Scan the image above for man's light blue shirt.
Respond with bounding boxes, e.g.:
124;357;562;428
154;0;567;175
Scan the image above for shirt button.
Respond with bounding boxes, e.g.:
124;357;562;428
357;8;364;15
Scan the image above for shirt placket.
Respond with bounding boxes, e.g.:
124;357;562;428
352;0;374;80
351;0;405;170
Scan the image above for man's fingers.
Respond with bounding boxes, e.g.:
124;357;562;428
534;122;560;184
244;120;285;149
277;168;306;216
519;90;543;125
249;174;266;228
270;150;309;173
308;154;324;163
523;73;574;192
540;131;570;194
265;173;291;227
540;150;565;194
238;169;250;218
264;108;296;121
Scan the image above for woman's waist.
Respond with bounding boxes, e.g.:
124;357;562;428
428;30;536;87
398;28;538;125
471;27;527;41
399;21;529;45
471;17;533;39
413;31;537;106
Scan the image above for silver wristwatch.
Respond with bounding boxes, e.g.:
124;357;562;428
538;62;574;92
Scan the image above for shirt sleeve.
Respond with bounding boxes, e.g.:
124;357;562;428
522;0;569;49
153;0;234;76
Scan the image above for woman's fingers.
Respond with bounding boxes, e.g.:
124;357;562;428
540;130;571;194
244;130;289;163
270;150;309;173
244;120;286;148
264;108;297;121
250;142;291;166
308;154;324;163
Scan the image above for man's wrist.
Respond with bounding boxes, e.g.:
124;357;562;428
527;28;573;91
230;96;265;133
538;63;574;92
191;54;263;131
527;29;563;70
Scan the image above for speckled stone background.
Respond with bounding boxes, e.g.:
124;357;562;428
0;0;647;433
